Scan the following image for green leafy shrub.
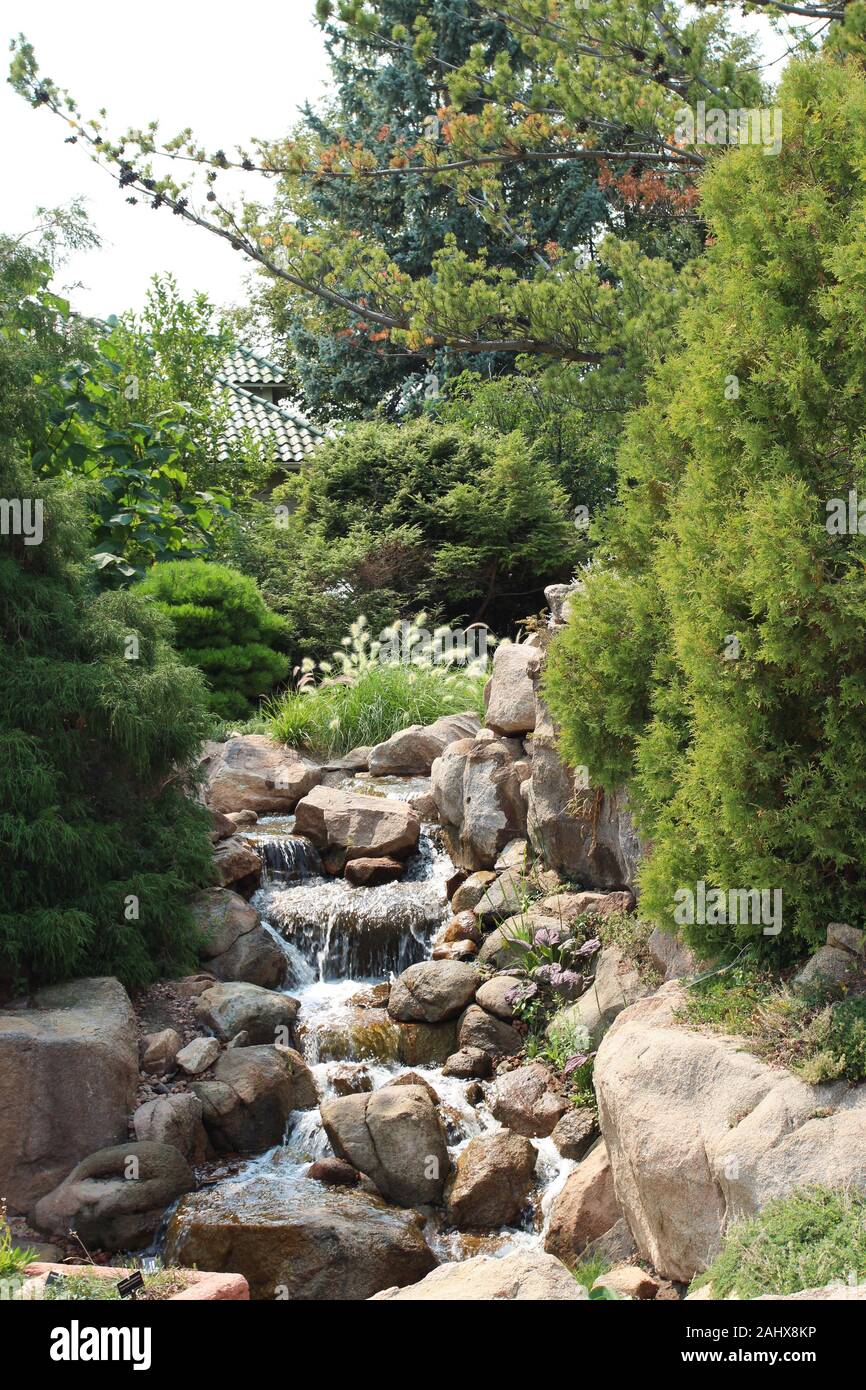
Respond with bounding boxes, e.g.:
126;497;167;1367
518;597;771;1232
692;1188;866;1299
268;616;486;755
139;559;290;720
0;1204;34;1279
544;56;866;961
0;236;214;991
798;997;866;1084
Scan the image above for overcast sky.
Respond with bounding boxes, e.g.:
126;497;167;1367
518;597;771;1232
2;3;793;322
2;0;330;318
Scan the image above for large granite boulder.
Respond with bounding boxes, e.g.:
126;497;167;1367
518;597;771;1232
595;984;866;1282
370;1249;586;1300
0;978;138;1215
191;888;285;988
387;960;479;1024
444;1130;537;1229
33;1142;194;1250
195;981;299;1046
368;712;481;776
320;1084;449;1206
193;1045;317;1155
167;1180;436;1300
132;1094;208;1164
490;1062;569;1137
484;641;540;735
202;735;320;814
431;737;530;870
544;1141;621;1264
293;786;420;861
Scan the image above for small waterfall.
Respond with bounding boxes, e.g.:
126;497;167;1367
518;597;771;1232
252;833;323;884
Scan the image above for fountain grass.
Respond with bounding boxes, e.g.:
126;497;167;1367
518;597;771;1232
690;1187;866;1299
268;661;487;758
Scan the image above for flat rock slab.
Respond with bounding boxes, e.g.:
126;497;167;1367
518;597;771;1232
370;1249;586;1300
293;785;420;860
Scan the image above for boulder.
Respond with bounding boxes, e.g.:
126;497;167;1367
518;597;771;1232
544;1142;621;1264
594;983;866;1282
545;581;580;628
379;1071;440;1105
210;808;237;842
195;982;299;1046
133;1094;207;1164
490;1063;569;1137
827;922;865;956
368;712;481;776
344;857;404;887
536;890;635;925
442;1048;493;1079
167;1181;435;1300
407;791;439;822
593;1266;659;1300
550;1107;598;1162
793;943;859;992
329;1062;373;1097
484;641;539;735
0;977;138;1214
320;1085;449;1206
457;1004;522;1057
431;737;530;870
293;786;420;861
140;1028;181;1076
475;974;518;1021
370;1249;586;1301
752;1282;866;1301
451;871;497;912
202;735;320;814
582;1216;638;1266
476;917;532;969
212;835;262;891
176;1036;220;1076
33;1142;194;1250
306;1157;359;1186
387;960;479;1024
473;868;531;923
444;1130;537;1229
193;1045;317;1155
525;694;641;887
432;941;477;962
494;837;531;871
190;888;285;989
648;927;700;981
442;911;482;944
550;944;651;1047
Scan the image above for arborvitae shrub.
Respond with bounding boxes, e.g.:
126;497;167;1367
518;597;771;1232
544;55;866;961
138;559;290;719
0;459;214;991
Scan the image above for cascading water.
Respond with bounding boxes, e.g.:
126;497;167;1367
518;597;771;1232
167;772;576;1285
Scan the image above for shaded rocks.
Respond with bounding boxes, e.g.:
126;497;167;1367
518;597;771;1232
167;1181;435;1301
344;856;404;887
133;1094;208;1165
212;835;262;893
457;1004;522;1057
387;960;479;1024
370;1249;586;1301
794;927;862;993
191;888;285;989
444;1129;537;1229
442;1047;493;1080
140;1028;181;1076
550;1107;598;1162
451;871;497;912
306;1157;359;1187
490;1062;568;1137
544;1142;621;1264
368;712;480;776
0;977;138;1215
484;641;539;735
33;1142;194;1250
193;1045;317;1155
293;786;420;862
202;735;320;814
195;982;299;1046
320;1084;449;1206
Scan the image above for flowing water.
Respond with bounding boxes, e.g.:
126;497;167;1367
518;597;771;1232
173;773;575;1280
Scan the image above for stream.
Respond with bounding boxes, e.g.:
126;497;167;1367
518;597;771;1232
169;772;576;1285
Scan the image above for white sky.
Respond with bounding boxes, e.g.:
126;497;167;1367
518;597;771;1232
0;3;796;322
1;0;330;318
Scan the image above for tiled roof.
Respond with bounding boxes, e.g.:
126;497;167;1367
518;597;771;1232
215;380;322;469
221;346;287;387
215;346;322;470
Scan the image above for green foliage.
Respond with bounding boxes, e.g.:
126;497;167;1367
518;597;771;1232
692;1188;866;1298
0;1205;35;1279
796;997;866;1084
0;232;214;990
544;55;866;960
138;560;290;720
268;616;486;755
243;419;579;652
